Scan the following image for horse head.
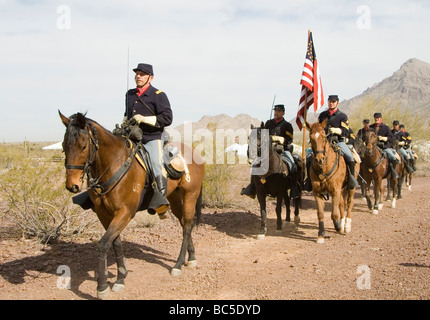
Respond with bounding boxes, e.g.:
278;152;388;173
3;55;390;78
59;110;98;193
247;122;272;175
306;119;328;168
364;130;378;157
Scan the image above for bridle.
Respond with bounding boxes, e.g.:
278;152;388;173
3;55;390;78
65;124;99;176
310;132;340;180
365;133;385;170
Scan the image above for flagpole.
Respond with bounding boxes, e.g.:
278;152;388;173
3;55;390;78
301;30;311;183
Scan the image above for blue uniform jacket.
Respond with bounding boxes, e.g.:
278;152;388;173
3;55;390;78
125;84;173;144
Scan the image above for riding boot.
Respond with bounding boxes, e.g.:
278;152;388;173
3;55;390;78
404;158;414;174
411;158;417;172
147;175;170;215
347;161;360;190
389;160;399;179
241;182;256;199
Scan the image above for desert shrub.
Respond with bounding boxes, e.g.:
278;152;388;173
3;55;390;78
0;155;98;244
202;164;235;208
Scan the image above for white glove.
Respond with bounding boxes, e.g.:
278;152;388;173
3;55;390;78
398;141;405;146
271;136;285;144
329;127;342;135
378;136;388;142
132;114;157;126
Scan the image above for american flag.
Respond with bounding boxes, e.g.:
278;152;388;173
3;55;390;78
296;31;324;130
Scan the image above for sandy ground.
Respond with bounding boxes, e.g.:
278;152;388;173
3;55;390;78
1;175;429;301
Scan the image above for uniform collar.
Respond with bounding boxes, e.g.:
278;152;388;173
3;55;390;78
328;108;338;116
136;84;154;96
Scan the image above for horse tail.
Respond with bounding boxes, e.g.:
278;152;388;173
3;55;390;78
194;186;203;226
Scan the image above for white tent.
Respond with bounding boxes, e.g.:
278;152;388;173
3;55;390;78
42;142;63;150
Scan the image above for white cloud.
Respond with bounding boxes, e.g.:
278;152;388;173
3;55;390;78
0;0;430;141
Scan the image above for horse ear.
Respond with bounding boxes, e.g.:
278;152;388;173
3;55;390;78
58;110;70;127
260;121;265;128
251;124;255;129
321;118;328;129
305;122;311;130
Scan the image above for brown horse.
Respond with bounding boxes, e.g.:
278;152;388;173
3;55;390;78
306;120;359;244
361;130;402;214
59;111;204;299
246;123;301;239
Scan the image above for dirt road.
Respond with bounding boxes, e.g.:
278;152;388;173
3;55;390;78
1;177;429;301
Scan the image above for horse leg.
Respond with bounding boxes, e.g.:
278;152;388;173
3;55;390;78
169;190;198;276
256;192;267;240
344;189;354;233
314;194;325;244
391;178;397;208
364;177;373;210
293;196;300;226
275;195;283;232
331;191;343;233
285;193;291;223
372;178;381;214
385;179;392;201
96;213;131;299
397;174;404;200
111;235;128;293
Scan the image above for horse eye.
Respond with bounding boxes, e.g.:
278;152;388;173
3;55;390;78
81;145;87;151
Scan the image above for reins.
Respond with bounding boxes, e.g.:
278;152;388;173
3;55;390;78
311;135;341;181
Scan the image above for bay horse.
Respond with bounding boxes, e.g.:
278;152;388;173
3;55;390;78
354;134;369;199
361;130;401;214
386;135;406;201
59;111;204;299
306;120;359;244
246;122;301;239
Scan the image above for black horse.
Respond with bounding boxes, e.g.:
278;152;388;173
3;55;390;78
245;122;301;239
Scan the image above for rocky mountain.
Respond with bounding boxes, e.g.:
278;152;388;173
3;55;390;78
170;113;262;137
339;58;430;115
291;58;430;131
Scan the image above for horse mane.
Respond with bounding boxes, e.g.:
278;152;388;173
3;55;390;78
64;112;87;146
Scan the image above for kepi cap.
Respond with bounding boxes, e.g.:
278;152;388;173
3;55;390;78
393;120;400;125
273;104;285;111
373;112;382;118
328;95;339;101
133;63;154;76
363;119;370;124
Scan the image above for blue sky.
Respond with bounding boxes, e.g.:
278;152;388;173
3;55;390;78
1;0;430;142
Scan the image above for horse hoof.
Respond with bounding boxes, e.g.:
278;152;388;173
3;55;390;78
275;229;282;235
97;286;111;300
112;283;125;293
256;234;265;240
345;218;352;233
408;186;412;192
340;218;346;234
316;237;325;244
391;199;396;209
378;204;383;210
372;210;378;215
294;216;300;226
187;260;197;268
171;268;182;277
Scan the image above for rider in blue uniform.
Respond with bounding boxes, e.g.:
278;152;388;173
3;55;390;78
369;112;399;179
318;95;360;190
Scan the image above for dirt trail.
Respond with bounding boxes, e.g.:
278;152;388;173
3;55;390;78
1;177;429;300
